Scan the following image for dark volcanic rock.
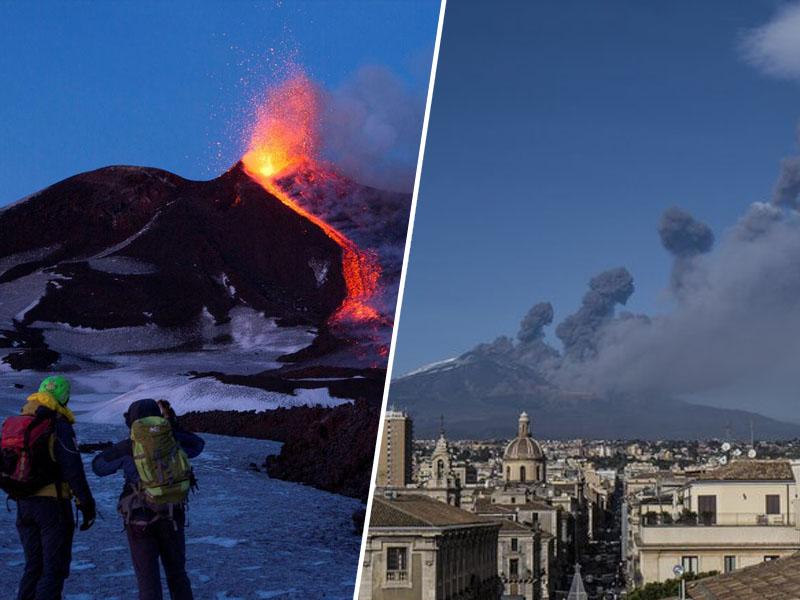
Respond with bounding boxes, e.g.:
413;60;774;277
0;164;346;331
0;325;59;371
189;365;387;401
180;396;381;501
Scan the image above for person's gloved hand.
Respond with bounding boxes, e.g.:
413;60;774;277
157;399;178;428
78;499;96;531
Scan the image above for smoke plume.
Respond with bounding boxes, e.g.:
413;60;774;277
657;207;714;293
555;268;634;361
319;66;425;193
518;302;554;343
459;134;800;418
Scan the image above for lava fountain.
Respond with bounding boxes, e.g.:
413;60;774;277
241;73;382;325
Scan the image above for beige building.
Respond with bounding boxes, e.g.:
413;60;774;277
503;413;547;484
635;460;800;585
377;410;414;488
360;494;502;600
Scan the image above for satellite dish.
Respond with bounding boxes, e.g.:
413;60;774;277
732;448;742;457
748;449;757;459
721;442;731;452
719;456;728;465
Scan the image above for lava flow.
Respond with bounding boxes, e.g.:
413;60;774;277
241;73;381;325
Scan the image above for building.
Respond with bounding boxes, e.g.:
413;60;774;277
360;493;502;600
377;410;414;488
417;427;471;507
635;459;800;585
503;412;547;484
686;551;800;599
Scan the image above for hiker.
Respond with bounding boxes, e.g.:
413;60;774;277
0;375;96;600
92;398;204;600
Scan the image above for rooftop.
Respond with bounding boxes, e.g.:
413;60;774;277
370;494;495;528
694;460;793;482
688;552;800;599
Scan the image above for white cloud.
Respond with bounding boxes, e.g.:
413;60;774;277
742;2;800;80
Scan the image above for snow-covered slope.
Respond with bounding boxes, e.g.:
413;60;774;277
0;397;360;599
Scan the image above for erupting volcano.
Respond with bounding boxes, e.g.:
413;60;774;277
241;73;382;325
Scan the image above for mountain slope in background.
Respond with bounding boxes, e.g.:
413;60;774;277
390;347;800;440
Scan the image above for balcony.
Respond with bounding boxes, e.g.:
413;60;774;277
641;512;795;527
638;513;800;549
386;570;408;582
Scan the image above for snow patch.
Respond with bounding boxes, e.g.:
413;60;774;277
401;357;459;378
309;258;329;287
187;536;242;549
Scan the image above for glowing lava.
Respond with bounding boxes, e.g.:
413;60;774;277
241;73;381;324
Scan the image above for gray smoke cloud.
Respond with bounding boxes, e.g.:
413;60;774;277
772;156;800;209
658;207;715;293
658;207;715;257
555;268;634;361
319;65;425;193
518;302;554;343
557;203;800;419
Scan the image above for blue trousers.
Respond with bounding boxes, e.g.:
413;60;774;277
16;497;74;600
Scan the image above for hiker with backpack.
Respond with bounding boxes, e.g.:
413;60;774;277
91;398;204;600
1;375;96;600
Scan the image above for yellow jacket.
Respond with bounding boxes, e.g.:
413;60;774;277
21;392;76;499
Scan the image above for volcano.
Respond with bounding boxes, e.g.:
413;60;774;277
0;162;408;370
391;345;800;441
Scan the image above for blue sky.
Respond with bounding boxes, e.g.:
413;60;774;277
0;0;439;204
394;0;800;375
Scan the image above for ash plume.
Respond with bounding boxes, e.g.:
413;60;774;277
517;302;554;343
555;267;634;361
658;207;715;293
772;155;800;209
319;65;425;193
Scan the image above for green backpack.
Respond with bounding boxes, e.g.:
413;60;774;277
130;416;191;505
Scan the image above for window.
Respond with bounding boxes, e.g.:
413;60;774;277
766;494;781;515
520;466;527;482
764;555;780;562
511;538;518;552
724;556;736;573
681;556;699;574
509;558;519;578
698;495;717;525
510;496;516;504
386;547;408;582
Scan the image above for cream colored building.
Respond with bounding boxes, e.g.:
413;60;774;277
361;494;502;600
377;410;414;488
503;413;546;484
635;460;800;585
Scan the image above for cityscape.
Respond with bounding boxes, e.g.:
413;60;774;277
360;409;800;599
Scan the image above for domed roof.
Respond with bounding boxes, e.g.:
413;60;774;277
503;412;544;460
504;436;544;460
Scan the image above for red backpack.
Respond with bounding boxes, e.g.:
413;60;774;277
0;415;58;499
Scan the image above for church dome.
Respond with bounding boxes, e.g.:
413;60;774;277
503;412;544;460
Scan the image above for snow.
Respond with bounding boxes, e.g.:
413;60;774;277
87;257;157;275
0;270;53;323
401;356;459;378
93;205;171;259
308;258;329;287
0;397;361;599
0;244;61;275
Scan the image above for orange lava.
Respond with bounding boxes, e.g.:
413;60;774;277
241;73;381;324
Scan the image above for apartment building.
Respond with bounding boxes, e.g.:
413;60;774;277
635;460;800;585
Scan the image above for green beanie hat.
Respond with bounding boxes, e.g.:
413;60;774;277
39;376;71;406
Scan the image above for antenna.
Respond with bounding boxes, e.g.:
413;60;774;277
750;419;755;448
439;414;445;438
